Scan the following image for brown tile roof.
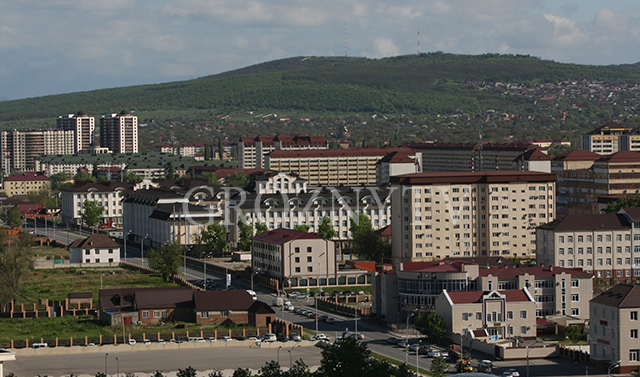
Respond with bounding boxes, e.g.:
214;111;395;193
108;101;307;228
391;171;557;185
514;149;552;161
620;207;640;221
590;284;640;308
193;290;254;311
446;290;532;304
596;151;640;163
553;149;601;162
377;151;416;164
537;212;630;232
4;172;49;182
478;266;592;278
69;234;120;249
253;228;324;245
134;287;194;310
248;301;276;314
585;121;632;135
269;146;417;159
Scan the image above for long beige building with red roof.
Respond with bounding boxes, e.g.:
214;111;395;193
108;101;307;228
266;146;421;186
238;134;328;169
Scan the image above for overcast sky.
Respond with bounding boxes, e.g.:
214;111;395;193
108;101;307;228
1;0;640;101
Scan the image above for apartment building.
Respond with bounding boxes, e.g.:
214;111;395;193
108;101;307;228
251;171;307;194
0;129;75;174
536;208;640;281
265;146;421;187
251;228;336;285
556;151;640;206
153;143;205;157
3;172;50;197
238;134;328;169
61;182;134;226
436;289;537;341
552;149;601;172
581;122;634;155
100;110;138;154
229;185;392;259
390;171;557;263
590;284;640;373
57;111;95;153
374;259;592;323
407;142;551;173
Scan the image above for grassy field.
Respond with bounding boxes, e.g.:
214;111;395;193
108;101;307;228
29;245;69;259
18;266;179;304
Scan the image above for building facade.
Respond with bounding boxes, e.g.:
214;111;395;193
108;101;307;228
239;134;329;169
390;171;557;262
100;110;138;154
265;146;421;187
61;182;134;226
581;122;634;155
69;234;121;265
3;172;50;197
0;129;75;174
57;111;95;153
536;208;640;281
590;284;640;373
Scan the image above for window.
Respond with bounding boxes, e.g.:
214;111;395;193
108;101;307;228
85;250;90;255
307;247;312;253
221;310;229;318
295;247;300;253
571;279;579;288
520;310;527;319
462;313;470;321
142;311;149;319
572;308;580;316
307;256;312;262
153;310;161;318
476;312;482;320
507;311;514;320
295;257;300;263
295;267;301;273
307;266;313;272
632;311;638;321
571;294;579;302
632;329;639;339
161;310;168;318
520;326;528;335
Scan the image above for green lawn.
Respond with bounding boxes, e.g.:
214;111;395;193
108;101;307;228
30;245;69;259
18;266;179;304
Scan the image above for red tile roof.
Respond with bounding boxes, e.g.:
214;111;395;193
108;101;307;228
596;151;640;163
537;212;629;232
515;149;552;162
4;172;49;182
553;149;601;162
253;228;324;244
377;151;416;164
193;290;254;311
446;290;531;304
377;224;392;237
391;171;557;185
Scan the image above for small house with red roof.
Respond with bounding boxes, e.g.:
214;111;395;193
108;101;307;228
252;228;335;286
435;288;537;341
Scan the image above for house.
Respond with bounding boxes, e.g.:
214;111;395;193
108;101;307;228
248;301;276;327
99;287;194;325
68;292;93;307
69;234;121;265
590;284;640;373
193;290;255;325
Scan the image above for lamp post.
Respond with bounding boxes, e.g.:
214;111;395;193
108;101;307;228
608;360;621;377
105;353;109;375
141;234;148;266
123;230;131;262
526;340;542;377
251;268;262;291
288;349;292;369
116;356;119;377
315;252;325;333
405;308;418;364
204;253;213;290
278;345;282;364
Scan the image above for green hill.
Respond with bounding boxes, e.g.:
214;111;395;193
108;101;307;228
1;52;640;128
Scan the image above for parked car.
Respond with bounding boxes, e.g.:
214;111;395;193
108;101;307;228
344;290;355;296
397;340;408;349
277;334;289;342
207;337;217;342
307;312;316;318
320;291;330;297
157;339;166;344
386;337;399;345
236;336;247;341
507;369;520;377
142;339;151;345
127;339;137;345
310;334;329;341
331;291;343;297
285;304;294;311
319;314;328;321
356;290;365;295
221;336;232;342
478;360;493;369
325;317;336;324
290;333;302;342
348;333;364;340
409;343;421;352
262;333;277;342
427;350;441;358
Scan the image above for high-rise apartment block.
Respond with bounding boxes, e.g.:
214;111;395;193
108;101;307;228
100;110;138;154
56;111;95;153
0;129;75;174
581;121;640;155
238;134;328;169
390;171;557;263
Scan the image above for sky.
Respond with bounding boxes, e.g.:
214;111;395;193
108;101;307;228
1;0;640;101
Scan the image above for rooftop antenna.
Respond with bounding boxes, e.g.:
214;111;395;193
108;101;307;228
345;23;348;57
417;31;420;55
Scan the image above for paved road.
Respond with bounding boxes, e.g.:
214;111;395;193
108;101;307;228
5;344;323;377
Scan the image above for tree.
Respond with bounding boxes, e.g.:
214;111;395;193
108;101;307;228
218;139;224;160
27;187;54;208
199;223;229;257
166;163;176;180
316;337;394;377
208;372;224;377
148;241;183;282
415;311;446;344
92;162;99;179
122;171;142;183
151;372;165;377
177;366;196;377
0;234;33;302
255;223;269;235
565;325;587;343
430;356;448;377
513;255;521;268
287;360;311;377
349;213;390;263
6;206;23;228
606;195;640;212
258;361;282;377
238;214;254;251
200;171;220;185
317;216;336;239
73;171;95;182
293;224;309;232
232;368;252;377
225;172;249;188
49;172;71;190
81;200;105;232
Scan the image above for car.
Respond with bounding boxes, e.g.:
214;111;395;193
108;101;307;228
319;314;328;321
344;290;355;296
501;372;513;377
157;339;166;344
127;339;137;345
349;333;364;340
478;360;493;369
294;308;303;314
309;334;329;341
440;352;450;361
397;340;408;348
290;333;302;342
386;337;399;345
236;336;247;341
307;312;316;318
285;304;294;311
418;346;431;355
409;343;421;352
248;337;258;341
331;291;343;297
277;334;289;342
221;336;232;342
507;369;520;377
356;290;365;295
262;333;277;342
320;291;330;297
207;337;217;342
334;337;343;344
326;317;336;324
427;350;441;358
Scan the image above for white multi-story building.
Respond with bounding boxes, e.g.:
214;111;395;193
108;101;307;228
390;171;557;262
57;111;95;153
537;207;640;281
69;234;121;265
61;182;134;226
100;110;138;154
0;129;75;174
238;134;328;169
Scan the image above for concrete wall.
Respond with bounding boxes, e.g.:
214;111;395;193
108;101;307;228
34;258;120;269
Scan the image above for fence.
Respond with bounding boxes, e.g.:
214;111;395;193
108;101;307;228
316;297;372;318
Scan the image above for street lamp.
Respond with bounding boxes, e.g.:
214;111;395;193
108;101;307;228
315;252;325;333
204;253;213;290
251;268;262;291
141;234;148;266
105;353;109;375
608;360;621;377
116;356;119;377
405;308;418;364
123;230;132;263
278;345;282;365
526;340;542;377
288;349;292;369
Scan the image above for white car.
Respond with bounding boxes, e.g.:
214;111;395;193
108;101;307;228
142;339;151;345
127;339;136;345
427;350;441;358
157;339;166;344
221;336;232;342
507;369;520;377
310;334;330;341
